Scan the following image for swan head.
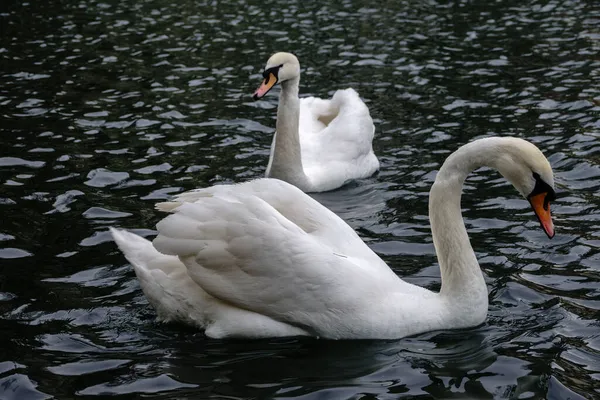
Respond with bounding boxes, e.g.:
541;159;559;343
492;137;556;238
253;52;301;100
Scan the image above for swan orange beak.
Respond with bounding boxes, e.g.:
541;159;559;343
253;72;278;100
529;192;555;239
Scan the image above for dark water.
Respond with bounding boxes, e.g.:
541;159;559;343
1;0;599;398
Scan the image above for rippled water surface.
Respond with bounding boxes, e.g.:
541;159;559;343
1;0;600;398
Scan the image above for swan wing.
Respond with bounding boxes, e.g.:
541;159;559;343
298;89;375;158
157;179;385;263
153;179;399;336
298;96;336;135
297;89;379;190
152;196;394;337
110;227;313;338
316;88;375;159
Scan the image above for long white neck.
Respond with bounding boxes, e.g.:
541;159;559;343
267;77;310;189
427;139;515;321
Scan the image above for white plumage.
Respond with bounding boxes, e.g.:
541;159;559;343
111;137;556;339
255;52;379;192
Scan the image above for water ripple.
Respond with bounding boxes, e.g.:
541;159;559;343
0;0;599;398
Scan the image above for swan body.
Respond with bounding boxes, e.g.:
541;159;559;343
253;52;379;193
111;137;556;339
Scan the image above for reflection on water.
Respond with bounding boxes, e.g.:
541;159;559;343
1;0;599;398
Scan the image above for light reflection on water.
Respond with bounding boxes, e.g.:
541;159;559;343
0;0;599;398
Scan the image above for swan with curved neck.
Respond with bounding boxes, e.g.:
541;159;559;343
252;52;379;193
111;137;555;339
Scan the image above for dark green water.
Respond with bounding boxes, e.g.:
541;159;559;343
1;0;599;398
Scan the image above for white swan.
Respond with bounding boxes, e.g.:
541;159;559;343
252;52;379;193
110;137;556;340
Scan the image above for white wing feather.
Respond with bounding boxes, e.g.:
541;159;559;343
157;179;385;264
152;179;401;337
297;89;379;189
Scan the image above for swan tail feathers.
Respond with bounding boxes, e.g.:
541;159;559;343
109;227;189;274
110;227;159;268
155;201;181;213
110;227;209;326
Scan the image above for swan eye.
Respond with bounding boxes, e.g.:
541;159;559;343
529;172;555;203
543;190;556;211
262;64;284;79
253;65;282;100
529;173;555;211
528;172;555;238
